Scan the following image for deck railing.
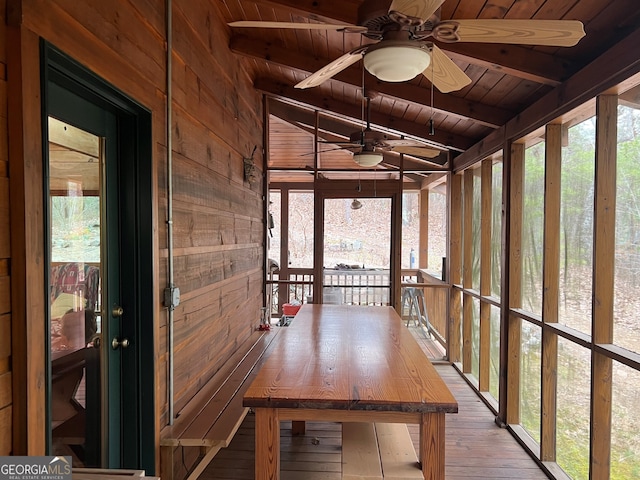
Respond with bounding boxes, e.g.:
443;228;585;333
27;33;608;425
266;269;449;353
323;268;391;305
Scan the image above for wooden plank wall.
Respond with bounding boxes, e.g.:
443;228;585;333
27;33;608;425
0;0;10;457
3;0;264;472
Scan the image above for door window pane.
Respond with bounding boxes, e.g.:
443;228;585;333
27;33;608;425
48;117;102;464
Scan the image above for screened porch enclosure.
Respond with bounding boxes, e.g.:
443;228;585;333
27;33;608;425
267;181;449;351
265;77;640;480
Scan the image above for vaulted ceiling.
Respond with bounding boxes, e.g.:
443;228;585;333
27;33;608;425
220;0;640;184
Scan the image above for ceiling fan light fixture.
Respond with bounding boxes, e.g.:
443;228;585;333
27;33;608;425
353;151;384;167
363;44;431;82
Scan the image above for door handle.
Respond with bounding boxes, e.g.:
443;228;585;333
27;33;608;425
111;337;130;350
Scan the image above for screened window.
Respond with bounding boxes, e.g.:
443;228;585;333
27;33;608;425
558;118;595;335
614;104;640;354
288;191;314;268
522;143;545;315
428;190;447;277
491;161;503;298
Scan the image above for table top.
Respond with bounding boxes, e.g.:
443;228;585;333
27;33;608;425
244;304;458;413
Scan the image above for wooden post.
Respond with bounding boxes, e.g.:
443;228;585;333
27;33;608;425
506;143;525;425
279;189;290;311
449;174;463;364
590;94;617;480
392;192;402;311
540;124;562;462
313;190;324;305
479;159;492;392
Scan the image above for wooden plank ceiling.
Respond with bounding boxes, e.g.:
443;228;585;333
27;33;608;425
218;0;640;184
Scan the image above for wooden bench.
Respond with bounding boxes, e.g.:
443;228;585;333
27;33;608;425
342;422;422;480
160;329;279;480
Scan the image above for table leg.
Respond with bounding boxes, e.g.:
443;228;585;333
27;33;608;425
255;408;280;480
420;412;445;480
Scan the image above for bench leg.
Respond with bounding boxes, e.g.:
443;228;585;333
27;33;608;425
255;408;280;480
185;445;222;480
420;413;445;480
160;446;175;480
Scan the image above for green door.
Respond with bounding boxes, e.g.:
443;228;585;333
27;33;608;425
44;46;154;471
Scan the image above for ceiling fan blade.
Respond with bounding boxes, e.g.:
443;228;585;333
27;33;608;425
423;44;472;93
228;21;367;32
383;139;441;157
295;46;368;89
383;138;429;147
300;146;359;156
452;19;585;47
389;0;445;22
390;146;441;158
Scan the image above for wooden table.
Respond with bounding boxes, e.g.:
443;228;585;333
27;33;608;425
243;304;458;480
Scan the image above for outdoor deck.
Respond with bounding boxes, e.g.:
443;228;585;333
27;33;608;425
198;326;548;480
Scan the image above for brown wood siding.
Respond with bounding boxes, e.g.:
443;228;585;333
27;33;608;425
4;0;264;473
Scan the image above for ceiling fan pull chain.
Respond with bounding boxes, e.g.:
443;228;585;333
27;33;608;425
429;52;435;136
361;64;366;133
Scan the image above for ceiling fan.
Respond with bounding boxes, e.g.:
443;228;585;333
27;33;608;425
317;96;445;167
228;0;585;93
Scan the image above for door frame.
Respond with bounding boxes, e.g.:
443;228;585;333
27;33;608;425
313;179;403;310
41;42;155;473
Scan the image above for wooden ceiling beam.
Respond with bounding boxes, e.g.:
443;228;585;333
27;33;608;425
454;27;640;170
258;78;475;151
269;100;449;170
439;43;576;86
230;34;512;128
269;99;356;137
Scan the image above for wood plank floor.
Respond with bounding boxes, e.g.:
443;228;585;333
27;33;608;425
199;327;548;480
